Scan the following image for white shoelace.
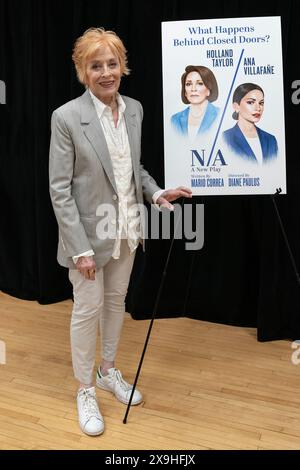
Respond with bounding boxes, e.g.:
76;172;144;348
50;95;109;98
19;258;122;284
110;369;132;392
80;389;101;418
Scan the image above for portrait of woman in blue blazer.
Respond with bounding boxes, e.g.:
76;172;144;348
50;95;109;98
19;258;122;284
223;83;278;164
171;65;220;139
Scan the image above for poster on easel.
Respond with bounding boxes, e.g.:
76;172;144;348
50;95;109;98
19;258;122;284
162;16;286;195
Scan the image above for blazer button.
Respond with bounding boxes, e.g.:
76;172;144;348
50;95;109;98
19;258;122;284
112;194;118;200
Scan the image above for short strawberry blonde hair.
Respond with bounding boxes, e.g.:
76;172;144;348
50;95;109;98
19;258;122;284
72;27;130;85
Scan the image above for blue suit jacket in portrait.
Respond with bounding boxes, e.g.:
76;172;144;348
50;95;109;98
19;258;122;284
222;123;278;163
171;102;219;136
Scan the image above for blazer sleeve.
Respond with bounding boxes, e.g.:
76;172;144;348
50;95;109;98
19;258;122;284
135;101;162;203
49;110;93;257
139;164;162;203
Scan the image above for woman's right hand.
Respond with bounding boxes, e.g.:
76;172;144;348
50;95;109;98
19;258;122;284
76;256;97;280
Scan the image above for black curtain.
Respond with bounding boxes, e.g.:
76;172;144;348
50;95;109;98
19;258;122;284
1;0;300;340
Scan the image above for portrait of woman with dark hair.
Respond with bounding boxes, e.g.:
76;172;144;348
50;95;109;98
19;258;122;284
222;83;278;164
171;65;220;139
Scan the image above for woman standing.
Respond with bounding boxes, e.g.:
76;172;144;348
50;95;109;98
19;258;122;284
49;27;191;436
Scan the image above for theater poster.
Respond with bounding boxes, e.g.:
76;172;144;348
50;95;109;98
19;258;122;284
162;17;286;195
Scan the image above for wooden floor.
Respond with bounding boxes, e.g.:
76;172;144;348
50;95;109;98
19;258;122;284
0;291;300;450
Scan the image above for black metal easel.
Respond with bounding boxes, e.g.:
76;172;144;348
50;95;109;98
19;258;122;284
271;188;300;286
123;189;300;423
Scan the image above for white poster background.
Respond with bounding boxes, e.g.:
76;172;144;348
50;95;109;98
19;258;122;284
162;17;286;195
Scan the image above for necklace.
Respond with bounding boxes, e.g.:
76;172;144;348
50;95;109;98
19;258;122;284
110;101;118;113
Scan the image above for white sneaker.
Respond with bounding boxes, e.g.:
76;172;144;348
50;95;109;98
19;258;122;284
96;368;143;405
77;386;104;436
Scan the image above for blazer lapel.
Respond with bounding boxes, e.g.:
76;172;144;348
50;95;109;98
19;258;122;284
233;124;257;162
180;107;189;134
124;102;140;190
79;90;118;194
256;127;268;160
199;102;218;134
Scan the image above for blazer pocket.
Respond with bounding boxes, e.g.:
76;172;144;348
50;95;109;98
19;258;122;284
80;216;98;242
80;215;117;243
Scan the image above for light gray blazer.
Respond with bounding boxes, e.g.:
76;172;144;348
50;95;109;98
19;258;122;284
49;90;161;269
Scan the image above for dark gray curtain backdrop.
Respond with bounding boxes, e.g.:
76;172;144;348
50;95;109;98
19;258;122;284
1;0;300;341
